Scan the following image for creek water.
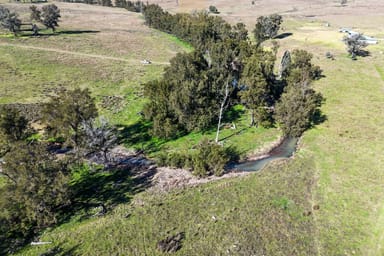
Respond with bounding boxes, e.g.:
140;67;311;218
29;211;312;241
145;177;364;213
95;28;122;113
234;137;299;172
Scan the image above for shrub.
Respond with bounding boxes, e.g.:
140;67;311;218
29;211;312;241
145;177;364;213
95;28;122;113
192;138;229;177
155;139;239;177
209;5;218;13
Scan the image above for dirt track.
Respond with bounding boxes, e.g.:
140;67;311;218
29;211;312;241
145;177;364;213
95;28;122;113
0;42;169;65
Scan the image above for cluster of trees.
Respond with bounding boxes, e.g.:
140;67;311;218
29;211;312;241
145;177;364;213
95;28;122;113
143;4;323;142
0;5;60;35
115;0;143;12
0;88;117;253
30;4;61;32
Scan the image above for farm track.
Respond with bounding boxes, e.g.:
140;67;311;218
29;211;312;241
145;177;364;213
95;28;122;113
0;42;170;65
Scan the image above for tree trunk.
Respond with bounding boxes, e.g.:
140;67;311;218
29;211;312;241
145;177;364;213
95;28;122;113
215;78;230;143
250;109;255;127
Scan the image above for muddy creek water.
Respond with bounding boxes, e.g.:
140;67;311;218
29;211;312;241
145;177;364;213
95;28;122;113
234;137;299;172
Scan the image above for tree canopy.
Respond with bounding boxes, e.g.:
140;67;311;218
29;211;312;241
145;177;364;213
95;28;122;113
43;88;98;149
41;4;61;32
253;14;282;46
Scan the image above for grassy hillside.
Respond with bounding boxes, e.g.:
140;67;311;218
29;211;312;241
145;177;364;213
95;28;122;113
1;1;384;255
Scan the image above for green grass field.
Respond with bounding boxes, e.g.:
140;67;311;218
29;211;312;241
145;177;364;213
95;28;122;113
1;2;384;255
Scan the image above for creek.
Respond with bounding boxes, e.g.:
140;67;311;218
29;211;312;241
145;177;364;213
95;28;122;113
234;137;299;172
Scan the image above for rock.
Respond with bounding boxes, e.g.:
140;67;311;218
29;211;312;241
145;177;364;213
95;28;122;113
157;232;185;253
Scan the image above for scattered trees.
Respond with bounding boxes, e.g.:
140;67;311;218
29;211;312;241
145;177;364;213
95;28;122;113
343;33;368;59
253;14;282;46
29;4;61;32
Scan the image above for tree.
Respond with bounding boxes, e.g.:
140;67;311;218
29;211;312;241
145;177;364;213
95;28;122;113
253;14;282;46
0;143;71;241
41;4;60;32
0;106;30;142
209;5;218;14
82;117;117;163
0;6;21;35
240;50;275;127
43;88;98;149
192;138;229;177
286;49;322;86
274;48;324;137
274;85;323;137
30;5;41;23
343;33;368;59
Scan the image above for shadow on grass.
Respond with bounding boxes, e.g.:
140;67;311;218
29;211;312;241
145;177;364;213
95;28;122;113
39;244;80;256
58;161;156;224
20;30;100;37
274;32;293;39
117;120;166;154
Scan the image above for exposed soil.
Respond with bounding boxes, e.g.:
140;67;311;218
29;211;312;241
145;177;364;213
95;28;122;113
147;0;384;31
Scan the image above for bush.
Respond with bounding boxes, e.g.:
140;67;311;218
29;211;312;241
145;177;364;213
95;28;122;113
192;138;230;177
209;5;218;13
155;139;239;177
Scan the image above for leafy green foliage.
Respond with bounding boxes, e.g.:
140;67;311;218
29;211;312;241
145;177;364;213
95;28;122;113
275;50;324;137
240;49;276;126
143;5;246;51
253;14;282;45
0;143;72;253
42;88;98;148
0;106;30;143
144;38;246;139
156;138;237;177
286;49;322;84
274;85;323;137
192;138;230;177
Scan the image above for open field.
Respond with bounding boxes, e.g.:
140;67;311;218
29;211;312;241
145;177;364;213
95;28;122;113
1;0;384;255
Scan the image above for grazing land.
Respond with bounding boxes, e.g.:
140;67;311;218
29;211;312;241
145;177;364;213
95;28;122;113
1;0;384;255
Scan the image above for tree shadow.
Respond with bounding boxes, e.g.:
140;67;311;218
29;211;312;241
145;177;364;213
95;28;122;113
58;161;156;224
23;30;100;37
117;120;166;154
356;49;370;58
311;109;327;126
39;244;80;256
274;32;293;39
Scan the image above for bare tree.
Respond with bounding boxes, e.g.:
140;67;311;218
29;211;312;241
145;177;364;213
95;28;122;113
83;117;118;163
